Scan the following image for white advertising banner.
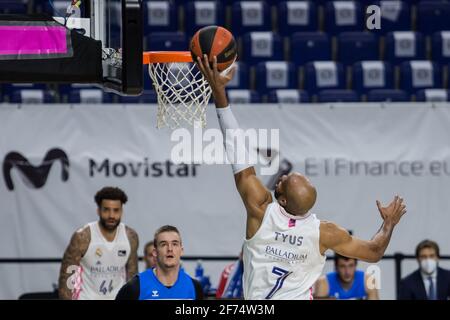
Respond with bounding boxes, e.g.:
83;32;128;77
1;103;450;299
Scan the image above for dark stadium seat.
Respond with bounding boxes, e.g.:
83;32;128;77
232;1;271;36
268;89;310;103
318;90;360;102
304;61;346;95
399;61;442;93
367;89;410;102
227;89;261;103
278;1;318;36
337;32;379;66
415;89;450;102
146;32;188;51
226;62;250;89
241;32;284;66
324;1;364;35
144;0;178;33
185;1;225;36
255;61;298;93
352;61;394;94
290;32;332;66
385;31;426;64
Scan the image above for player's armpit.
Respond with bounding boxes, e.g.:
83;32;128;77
57;227;90;300
125;227;139;281
235;167;272;238
319;221;384;263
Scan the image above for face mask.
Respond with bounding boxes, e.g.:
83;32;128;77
420;258;437;274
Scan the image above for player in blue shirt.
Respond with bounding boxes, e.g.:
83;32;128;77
314;254;379;300
116;225;203;300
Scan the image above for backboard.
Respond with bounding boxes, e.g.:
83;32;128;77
42;0;143;95
88;0;143;95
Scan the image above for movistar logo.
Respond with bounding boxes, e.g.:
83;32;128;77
3;148;69;191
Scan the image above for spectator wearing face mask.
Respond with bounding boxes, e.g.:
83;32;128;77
398;240;450;300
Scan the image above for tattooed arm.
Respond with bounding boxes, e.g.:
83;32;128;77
125;226;139;280
58;227;90;300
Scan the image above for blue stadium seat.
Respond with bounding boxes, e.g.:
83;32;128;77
416;89;450;102
119;90;158;103
278;1;318;36
337;32;379;66
58;84;100;98
255;62;297;93
417;1;450;34
31;0;46;13
3;83;47;92
226;89;261;103
399;61;442;93
290;32;331;66
385;32;426;64
3;84;47;100
185;1;225;36
367;89;410;102
352;61;394;94
432;31;450;64
226;62;250;89
263;0;284;6
304;61;346;95
241;32;284;66
324;1;363;35
371;1;411;34
10;90;55;104
232;1;271;36
358;0;384;6
268;90;310;103
69;89;113;104
0;0;28;14
318;90;360;102
144;1;178;33
146;32;188;51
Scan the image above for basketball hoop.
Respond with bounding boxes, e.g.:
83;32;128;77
143;51;212;129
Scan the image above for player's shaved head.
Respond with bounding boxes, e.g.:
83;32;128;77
274;172;317;216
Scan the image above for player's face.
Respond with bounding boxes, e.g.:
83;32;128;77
155;232;183;269
336;259;357;284
98;199;123;230
145;245;157;269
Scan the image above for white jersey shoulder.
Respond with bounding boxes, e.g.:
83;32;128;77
75;221;131;300
243;202;326;300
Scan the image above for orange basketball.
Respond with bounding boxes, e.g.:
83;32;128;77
190;26;237;72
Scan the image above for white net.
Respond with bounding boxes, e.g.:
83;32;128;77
148;61;212;129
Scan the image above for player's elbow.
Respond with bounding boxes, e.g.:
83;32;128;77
365;255;382;263
366;245;384;263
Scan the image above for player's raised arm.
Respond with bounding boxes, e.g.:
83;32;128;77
320;196;407;263
196;55;272;238
58;227;90;300
125;226;139;280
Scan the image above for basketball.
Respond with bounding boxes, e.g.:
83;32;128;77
190;25;237;72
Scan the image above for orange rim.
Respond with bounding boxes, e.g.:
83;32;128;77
143;51;193;64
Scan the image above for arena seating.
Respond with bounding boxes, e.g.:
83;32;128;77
2;0;450;103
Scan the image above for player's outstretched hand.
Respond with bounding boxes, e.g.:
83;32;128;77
376;195;407;227
196;54;236;95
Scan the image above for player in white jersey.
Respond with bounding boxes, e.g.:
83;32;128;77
196;55;407;300
58;186;139;300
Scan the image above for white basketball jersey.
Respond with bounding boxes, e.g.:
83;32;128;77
74;222;131;300
243;202;326;300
